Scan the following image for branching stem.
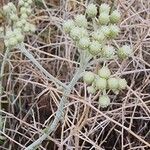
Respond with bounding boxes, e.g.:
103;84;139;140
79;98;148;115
17;44;67;91
24;51;90;150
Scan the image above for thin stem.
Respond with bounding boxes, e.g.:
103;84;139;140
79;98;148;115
25;52;90;150
0;47;10;137
17;44;67;91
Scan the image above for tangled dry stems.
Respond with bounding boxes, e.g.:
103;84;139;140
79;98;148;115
0;0;150;149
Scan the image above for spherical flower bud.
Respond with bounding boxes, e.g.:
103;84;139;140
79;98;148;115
10;14;18;21
110;10;121;24
87;86;96;94
18;0;25;6
68;27;87;40
8;2;16;12
86;3;97;18
70;26;81;40
20;19;27;25
117;45;133;59
7;2;14;8
83;71;95;84
6;30;13;38
118;78;127;90
79;28;88;38
9;38;18;46
63;20;74;33
100;26;110;37
78;37;90;49
109;25;120;38
75;14;87;28
21;13;28;19
16;21;23;28
89;41;102;55
98;13;110;25
23;23;30;32
16;34;24;42
102;45;115;58
24;2;29;8
99;95;110;108
108;78;119;90
20;7;27;14
92;31;105;43
12;32;16;37
95;77;107;90
98;66;111;79
27;0;33;5
99;3;110;14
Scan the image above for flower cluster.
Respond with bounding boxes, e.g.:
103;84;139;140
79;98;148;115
63;3;132;59
63;3;133;108
3;0;35;48
83;66;127;108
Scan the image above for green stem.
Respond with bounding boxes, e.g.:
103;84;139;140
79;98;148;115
17;44;67;91
25;52;90;150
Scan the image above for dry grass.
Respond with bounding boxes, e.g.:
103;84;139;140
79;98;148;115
0;0;150;149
